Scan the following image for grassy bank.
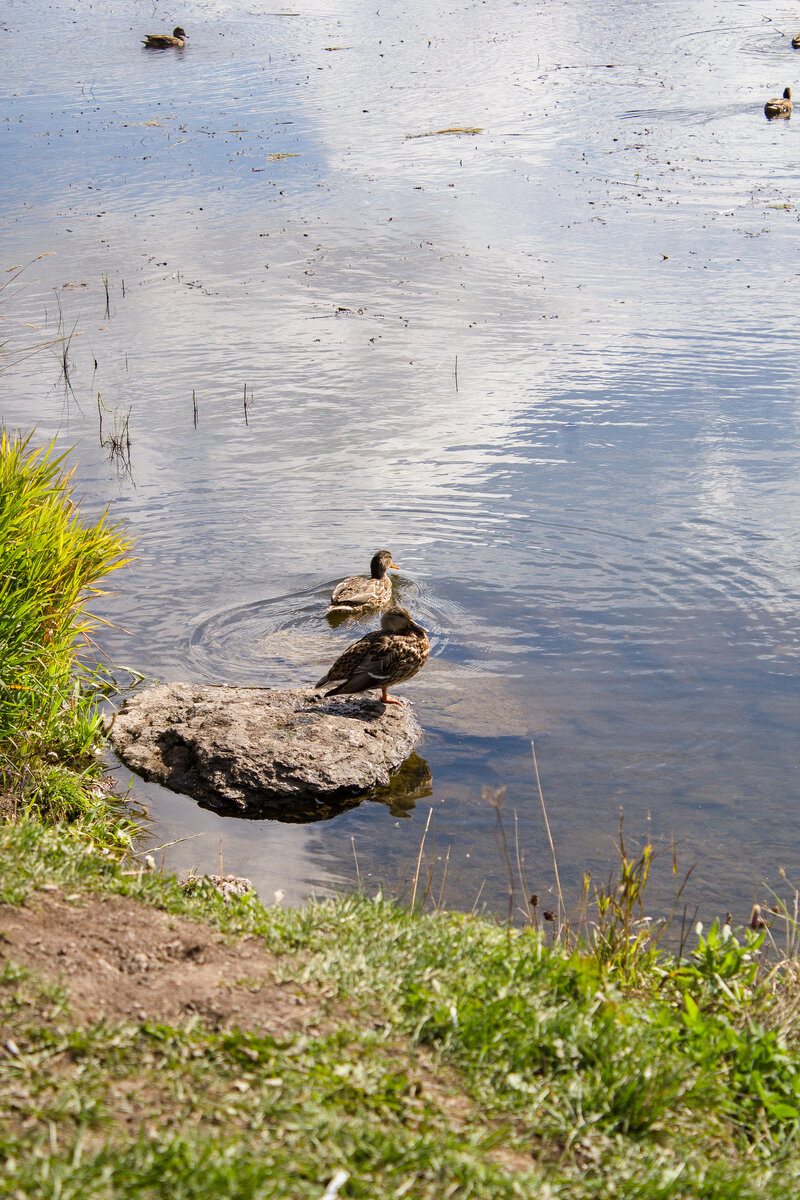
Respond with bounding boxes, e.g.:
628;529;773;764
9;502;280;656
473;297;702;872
0;431;133;840
3;435;800;1198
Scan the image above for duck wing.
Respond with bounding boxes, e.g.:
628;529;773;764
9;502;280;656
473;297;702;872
330;574;385;606
331;575;370;604
316;630;407;693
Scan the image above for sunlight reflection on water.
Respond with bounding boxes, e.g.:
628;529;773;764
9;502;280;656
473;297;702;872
3;0;800;920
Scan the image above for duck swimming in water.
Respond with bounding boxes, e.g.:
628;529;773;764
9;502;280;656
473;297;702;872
142;26;188;48
315;606;430;706
764;87;792;118
328;550;399;611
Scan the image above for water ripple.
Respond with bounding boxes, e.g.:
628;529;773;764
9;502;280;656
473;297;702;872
188;577;460;687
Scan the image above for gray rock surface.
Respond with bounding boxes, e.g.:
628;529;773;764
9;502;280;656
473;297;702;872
108;682;423;820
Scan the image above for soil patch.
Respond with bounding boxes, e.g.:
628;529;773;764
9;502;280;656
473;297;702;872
0;884;538;1177
0;887;322;1034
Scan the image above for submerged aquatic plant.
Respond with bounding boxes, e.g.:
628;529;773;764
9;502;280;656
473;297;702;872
97;392;133;475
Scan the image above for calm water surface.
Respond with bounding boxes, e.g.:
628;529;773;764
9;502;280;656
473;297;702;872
3;0;800;918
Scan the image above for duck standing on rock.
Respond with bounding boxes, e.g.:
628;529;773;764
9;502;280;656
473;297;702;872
142;26;188;48
315;606;430;706
328;549;399;612
764;87;792;118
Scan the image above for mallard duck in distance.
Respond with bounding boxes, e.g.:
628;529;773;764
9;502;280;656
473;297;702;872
329;549;398;610
764;87;792;118
315;606;430;706
142;26;188;48
792;33;800;48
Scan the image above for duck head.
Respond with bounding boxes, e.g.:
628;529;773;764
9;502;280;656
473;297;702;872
370;549;399;578
381;606;426;637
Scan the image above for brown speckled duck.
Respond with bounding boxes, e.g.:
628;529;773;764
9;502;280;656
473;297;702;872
142;26;188;48
764;87;792;119
328;549;399;611
315;606;429;706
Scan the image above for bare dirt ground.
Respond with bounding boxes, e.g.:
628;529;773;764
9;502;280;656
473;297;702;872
0;883;538;1177
0;886;323;1034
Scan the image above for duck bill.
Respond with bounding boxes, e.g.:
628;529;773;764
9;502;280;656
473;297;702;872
409;620;427;637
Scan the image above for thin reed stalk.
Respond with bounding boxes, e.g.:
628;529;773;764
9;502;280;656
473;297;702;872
531;739;564;935
513;809;533;923
435;845;451;912
410;808;433;910
351;836;361;889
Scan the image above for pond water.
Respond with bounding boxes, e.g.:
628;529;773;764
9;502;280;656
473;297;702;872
3;0;800;921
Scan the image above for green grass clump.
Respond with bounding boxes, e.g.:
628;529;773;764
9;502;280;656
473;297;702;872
0;430;132;827
4;809;800;1196
0;983;534;1200
231;893;800;1195
5;867;800;1197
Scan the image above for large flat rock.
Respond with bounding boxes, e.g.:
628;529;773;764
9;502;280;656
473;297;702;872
108;682;422;819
